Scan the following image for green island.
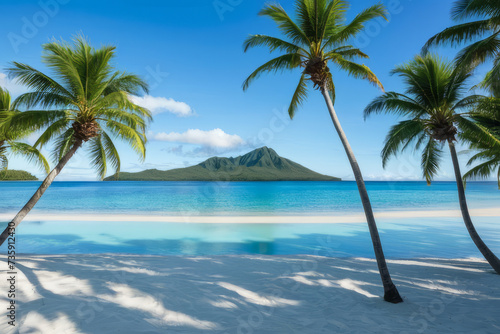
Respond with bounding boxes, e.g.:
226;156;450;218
105;147;341;181
0;170;38;181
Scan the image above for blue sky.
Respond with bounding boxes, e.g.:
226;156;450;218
0;0;492;181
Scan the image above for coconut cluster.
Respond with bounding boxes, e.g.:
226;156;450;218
304;57;331;90
72;121;101;142
426;116;458;142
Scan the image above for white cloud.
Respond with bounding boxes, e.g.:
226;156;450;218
151;128;245;149
0;72;28;96
130;95;193;117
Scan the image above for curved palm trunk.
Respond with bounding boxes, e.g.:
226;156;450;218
448;140;500;274
320;87;403;303
0;139;82;246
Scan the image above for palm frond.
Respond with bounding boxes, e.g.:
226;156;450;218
458;114;500;150
243;35;303;54
295;0;316;38
8;141;50;173
454;32;500;69
381;119;426;167
259;4;310;46
6;62;74;99
88;136;107;180
364;92;427;119
51;128;75;162
452;0;500;20
482;55;500;93
13;92;74;109
312;0;344;44
34;118;71;148
288;74;309;119
102;131;120;178
102;73;150;97
325;46;369;60
331;56;383;90
421;139;443;185
103;120;146;160
8;110;69;133
0;153;8;171
96;109;148;132
452;94;485;110
423;19;496;53
390;54;456;110
464;157;499;186
466;150;495;164
243;53;301;91
41;37;87;98
328;3;387;44
446;65;475;102
95;91;152;121
0;87;12;111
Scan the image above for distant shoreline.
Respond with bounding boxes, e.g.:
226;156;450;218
1;207;499;224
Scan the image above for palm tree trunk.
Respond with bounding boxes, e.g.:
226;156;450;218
320;87;403;303
0;139;82;246
448;140;500;274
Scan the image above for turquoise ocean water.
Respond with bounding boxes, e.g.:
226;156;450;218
0;181;499;258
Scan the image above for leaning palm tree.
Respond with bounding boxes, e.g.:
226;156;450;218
243;0;403;303
423;0;500;93
365;54;500;274
462;96;500;187
0;86;49;174
0;36;151;246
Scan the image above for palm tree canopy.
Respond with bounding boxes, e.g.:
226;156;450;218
423;0;500;93
461;96;500;187
6;36;152;179
243;0;387;118
0;86;49;173
364;54;485;184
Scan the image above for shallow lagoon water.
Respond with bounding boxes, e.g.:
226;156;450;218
6;217;499;259
0;181;498;258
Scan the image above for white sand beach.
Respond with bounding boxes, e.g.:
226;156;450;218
1;207;499;224
1;255;499;333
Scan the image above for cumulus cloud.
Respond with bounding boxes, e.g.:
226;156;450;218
151;128;245;149
162;145;241;158
0;72;27;96
130;95;194;117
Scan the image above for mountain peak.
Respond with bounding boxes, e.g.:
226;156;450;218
257;146;278;157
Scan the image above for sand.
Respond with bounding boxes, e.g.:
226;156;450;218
0;207;499;224
1;255;499;333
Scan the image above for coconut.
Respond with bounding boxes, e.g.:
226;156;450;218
72;121;101;142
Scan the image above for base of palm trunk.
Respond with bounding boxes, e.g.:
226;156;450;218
384;284;403;303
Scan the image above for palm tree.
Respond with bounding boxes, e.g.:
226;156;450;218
462;96;500;187
0;36;151;246
423;0;500;93
243;0;403;303
364;54;500;274
0;86;49;175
